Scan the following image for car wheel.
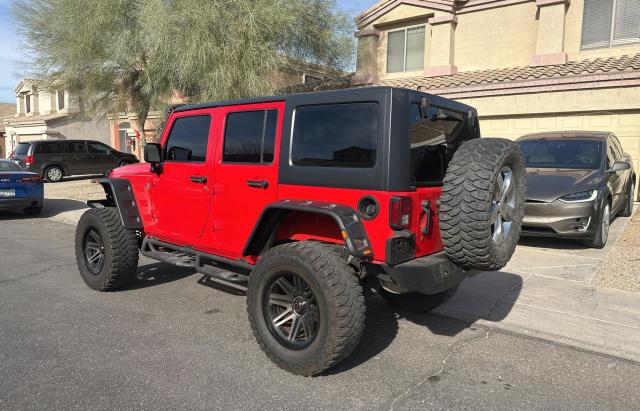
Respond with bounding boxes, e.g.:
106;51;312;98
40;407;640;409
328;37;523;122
584;202;610;249
379;286;458;313
247;241;365;376
23;204;43;216
75;208;139;291
439;138;526;271
44;166;64;183
620;181;635;217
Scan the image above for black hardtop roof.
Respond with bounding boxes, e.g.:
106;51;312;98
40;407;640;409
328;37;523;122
518;131;609;142
172;86;474;113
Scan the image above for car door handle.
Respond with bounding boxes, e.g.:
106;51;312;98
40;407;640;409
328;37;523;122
189;176;207;184
246;180;269;189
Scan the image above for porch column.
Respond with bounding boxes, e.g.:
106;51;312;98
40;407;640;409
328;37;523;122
426;14;457;77
354;26;380;84
532;0;570;66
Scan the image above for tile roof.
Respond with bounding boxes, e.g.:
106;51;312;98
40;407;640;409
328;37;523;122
4;112;69;126
380;53;640;90
288;53;640;97
0;103;16;133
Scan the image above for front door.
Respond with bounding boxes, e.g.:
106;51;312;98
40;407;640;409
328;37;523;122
148;110;214;245
205;102;284;259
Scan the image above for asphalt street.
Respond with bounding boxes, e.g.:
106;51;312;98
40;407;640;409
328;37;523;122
1;216;640;410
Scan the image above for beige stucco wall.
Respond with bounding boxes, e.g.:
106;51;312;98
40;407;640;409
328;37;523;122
455;2;538;71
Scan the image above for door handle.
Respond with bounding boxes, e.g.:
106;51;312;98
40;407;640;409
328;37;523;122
189;176;207;184
246;180;269;189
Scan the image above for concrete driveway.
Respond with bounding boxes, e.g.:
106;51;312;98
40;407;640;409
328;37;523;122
434;205;640;363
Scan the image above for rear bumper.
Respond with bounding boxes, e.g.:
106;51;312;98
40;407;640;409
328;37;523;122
376;251;478;295
0;197;43;210
521;197;603;239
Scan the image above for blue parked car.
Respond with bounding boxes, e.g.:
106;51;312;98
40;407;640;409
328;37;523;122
0;159;44;215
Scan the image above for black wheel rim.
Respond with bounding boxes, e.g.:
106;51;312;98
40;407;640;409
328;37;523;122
262;272;320;350
83;229;105;275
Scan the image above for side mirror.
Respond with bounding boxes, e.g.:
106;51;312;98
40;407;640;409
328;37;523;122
611;161;631;172
144;143;162;164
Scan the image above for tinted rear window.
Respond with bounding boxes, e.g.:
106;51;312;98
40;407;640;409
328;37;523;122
15;143;30;155
291;103;378;168
519;139;603;169
36;142;60;154
409;103;467;186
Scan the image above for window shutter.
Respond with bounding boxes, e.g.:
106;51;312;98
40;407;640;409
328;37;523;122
613;0;640;45
387;30;405;73
582;0;614;49
405;26;425;71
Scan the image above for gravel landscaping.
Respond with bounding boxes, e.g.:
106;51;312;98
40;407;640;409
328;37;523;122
44;177;104;202
592;207;640;292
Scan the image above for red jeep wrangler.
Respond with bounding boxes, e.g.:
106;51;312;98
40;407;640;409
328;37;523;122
75;87;525;375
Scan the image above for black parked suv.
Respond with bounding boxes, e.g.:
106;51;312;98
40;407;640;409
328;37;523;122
11;140;138;182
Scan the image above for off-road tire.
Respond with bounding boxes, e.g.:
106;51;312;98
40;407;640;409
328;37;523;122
44;165;64;183
247;241;365;376
439;138;526;271
380;286;458;313
620;181;635;217
75;207;139;291
23;204;43;215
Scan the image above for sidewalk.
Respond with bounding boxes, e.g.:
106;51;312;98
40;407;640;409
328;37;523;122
435;205;640;363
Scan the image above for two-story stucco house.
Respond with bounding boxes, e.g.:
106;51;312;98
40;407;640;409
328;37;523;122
2;79;111;157
350;0;640;199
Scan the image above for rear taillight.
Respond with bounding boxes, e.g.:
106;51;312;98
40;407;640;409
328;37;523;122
20;176;42;183
389;196;412;230
24;155;34;166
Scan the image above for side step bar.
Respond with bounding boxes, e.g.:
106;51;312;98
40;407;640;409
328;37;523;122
141;237;252;285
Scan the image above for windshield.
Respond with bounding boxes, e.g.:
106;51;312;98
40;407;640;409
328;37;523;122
519;139;603;169
15;143;30;155
0;161;23;171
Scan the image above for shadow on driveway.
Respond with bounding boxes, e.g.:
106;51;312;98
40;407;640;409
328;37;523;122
0;198;87;221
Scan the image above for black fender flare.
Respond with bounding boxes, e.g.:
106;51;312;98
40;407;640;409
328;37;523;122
243;199;373;259
87;178;143;230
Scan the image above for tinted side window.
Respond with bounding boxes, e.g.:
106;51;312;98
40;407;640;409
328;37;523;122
165;115;211;162
60;142;87;153
36;142;60;154
223;110;277;163
292;103;378;168
88;142;112;154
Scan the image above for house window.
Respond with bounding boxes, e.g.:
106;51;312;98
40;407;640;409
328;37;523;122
25;95;31;113
303;74;322;85
387;25;425;73
582;0;640;49
57;90;65;110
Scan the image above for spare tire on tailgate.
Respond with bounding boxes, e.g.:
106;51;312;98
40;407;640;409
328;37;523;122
439;138;526;271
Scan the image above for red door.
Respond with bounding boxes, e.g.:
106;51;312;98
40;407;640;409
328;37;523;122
204;102;284;259
148;109;215;246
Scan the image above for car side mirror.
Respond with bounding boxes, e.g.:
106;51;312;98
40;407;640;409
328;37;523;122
611;161;631;172
144;143;162;173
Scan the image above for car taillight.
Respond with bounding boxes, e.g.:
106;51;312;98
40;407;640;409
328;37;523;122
24;155;34;166
389;196;412;230
20;176;42;183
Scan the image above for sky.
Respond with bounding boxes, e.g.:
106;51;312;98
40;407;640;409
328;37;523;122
0;0;377;103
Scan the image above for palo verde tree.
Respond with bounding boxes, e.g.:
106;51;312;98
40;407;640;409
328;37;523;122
13;0;354;139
